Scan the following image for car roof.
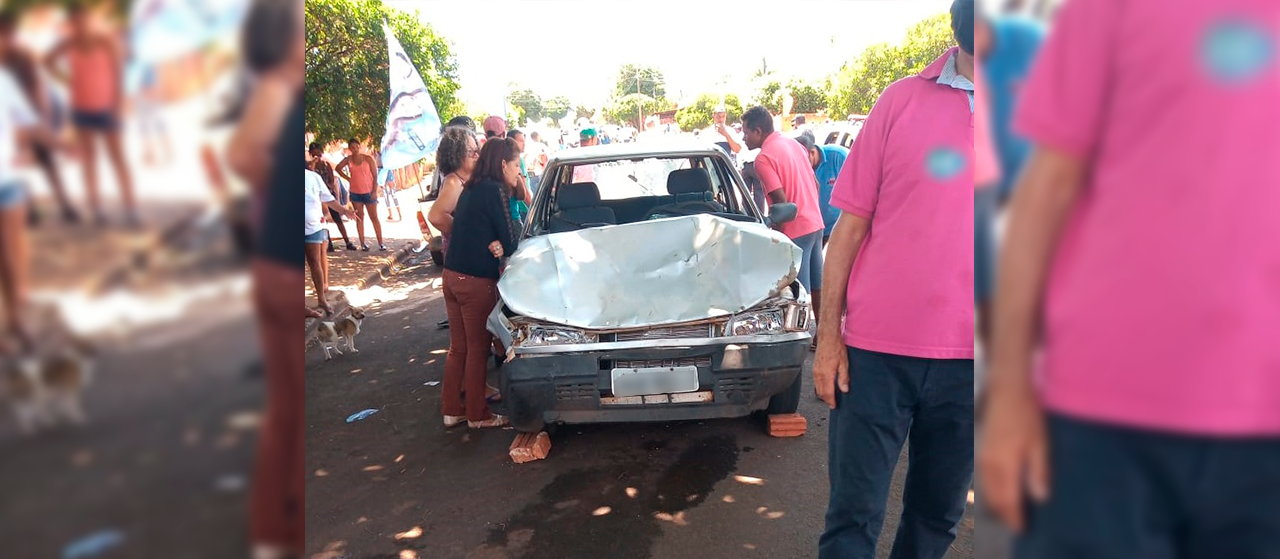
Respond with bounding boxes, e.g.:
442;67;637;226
548;140;732;164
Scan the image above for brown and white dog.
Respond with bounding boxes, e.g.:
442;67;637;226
317;307;366;361
3;336;95;436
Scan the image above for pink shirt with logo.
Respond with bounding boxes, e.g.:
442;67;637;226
829;47;974;360
1015;0;1280;435
755;132;825;240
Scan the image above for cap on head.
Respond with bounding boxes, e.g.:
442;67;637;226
792;115;806;125
579;127;597;139
482;115;507;137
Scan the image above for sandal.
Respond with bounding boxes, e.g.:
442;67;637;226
468;414;509;429
345;242;358;251
443;415;467;428
362;244;370;252
485;384;502;403
379;244;390;251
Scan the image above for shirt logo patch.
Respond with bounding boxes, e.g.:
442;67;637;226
925;147;967;182
1201;19;1275;84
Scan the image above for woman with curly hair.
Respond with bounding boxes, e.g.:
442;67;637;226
427;125;479;260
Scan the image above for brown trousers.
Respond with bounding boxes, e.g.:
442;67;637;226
441;270;498;422
249;259;304;550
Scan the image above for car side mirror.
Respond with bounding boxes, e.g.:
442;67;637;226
765;203;798;227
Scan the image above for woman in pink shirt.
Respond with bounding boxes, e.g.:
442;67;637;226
336;138;387;251
45;3;136;226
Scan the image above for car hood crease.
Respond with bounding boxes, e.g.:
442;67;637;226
497;214;802;330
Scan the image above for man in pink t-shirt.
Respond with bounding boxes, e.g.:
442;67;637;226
741;105;827;319
979;0;1280;556
814;2;976;557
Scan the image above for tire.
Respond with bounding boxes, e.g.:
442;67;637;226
430;249;444;267
765;370;802;415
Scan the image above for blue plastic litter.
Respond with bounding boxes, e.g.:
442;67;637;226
346;409;379;423
62;530;124;559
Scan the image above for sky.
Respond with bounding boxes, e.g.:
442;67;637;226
385;0;954;116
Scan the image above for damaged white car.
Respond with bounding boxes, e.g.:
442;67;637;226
488;141;814;433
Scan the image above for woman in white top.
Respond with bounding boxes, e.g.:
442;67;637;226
0;66;42;354
305;165;354;317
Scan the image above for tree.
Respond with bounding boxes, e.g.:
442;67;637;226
674;93;744;131
574;104;595;121
506;87;543;124
604;94;665;129
826;13;953;116
544;96;572;122
788;80;826;113
750;80;784;114
613;64;666;99
305;0;463;143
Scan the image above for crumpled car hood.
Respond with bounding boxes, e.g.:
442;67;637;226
497;214;801;330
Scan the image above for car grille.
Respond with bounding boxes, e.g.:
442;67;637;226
716;375;756;400
555;381;598;401
610;357;713;370
615;324;713;342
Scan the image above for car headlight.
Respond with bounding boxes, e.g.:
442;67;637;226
522;325;598;347
728;310;785;336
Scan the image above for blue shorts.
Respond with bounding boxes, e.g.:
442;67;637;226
304;229;328;244
0;181;28;209
72;110;120;132
793;230;825;292
975;187;997;302
350;192;377;205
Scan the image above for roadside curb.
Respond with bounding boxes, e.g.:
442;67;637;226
354;241;418;290
305;241;417;349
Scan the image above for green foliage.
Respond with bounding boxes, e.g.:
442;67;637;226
544;96;572;122
613;64;666;99
603;93;664;128
674;93;744;131
574;104;594;121
305;0;463;143
789;80;826;113
506;87;543;124
826;13;954;116
751;80;783;113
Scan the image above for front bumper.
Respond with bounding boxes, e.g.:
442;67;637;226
500;333;809;432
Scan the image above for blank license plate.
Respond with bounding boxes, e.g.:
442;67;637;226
610;366;700;398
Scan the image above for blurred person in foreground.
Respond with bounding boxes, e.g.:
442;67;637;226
0;11;78;225
791;132;846;247
526;130;549;196
740;105;825;324
813;1;976;556
439;137;520;429
0;44;44;355
225;0;306;556
45;2;137;227
979;0;1280;557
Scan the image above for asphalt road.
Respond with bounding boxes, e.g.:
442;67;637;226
305;250;975;559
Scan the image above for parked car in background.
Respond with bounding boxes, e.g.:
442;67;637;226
487;141;814;433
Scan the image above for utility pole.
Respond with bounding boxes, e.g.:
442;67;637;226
636;69;643;129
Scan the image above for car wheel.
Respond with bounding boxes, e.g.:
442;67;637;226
430;249;444;267
765;370;802;415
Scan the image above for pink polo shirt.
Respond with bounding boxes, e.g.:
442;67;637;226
755;132;825;240
830;47;974;360
1015;0;1280;435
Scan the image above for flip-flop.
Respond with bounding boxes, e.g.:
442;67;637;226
485;384;502;403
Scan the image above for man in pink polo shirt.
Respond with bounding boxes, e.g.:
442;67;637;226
979;0;1280;556
741;105;827;319
814;1;975;557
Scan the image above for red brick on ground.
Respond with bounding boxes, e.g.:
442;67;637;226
768;414;808;437
509;431;552;464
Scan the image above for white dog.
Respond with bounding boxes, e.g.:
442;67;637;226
317;307;366;361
